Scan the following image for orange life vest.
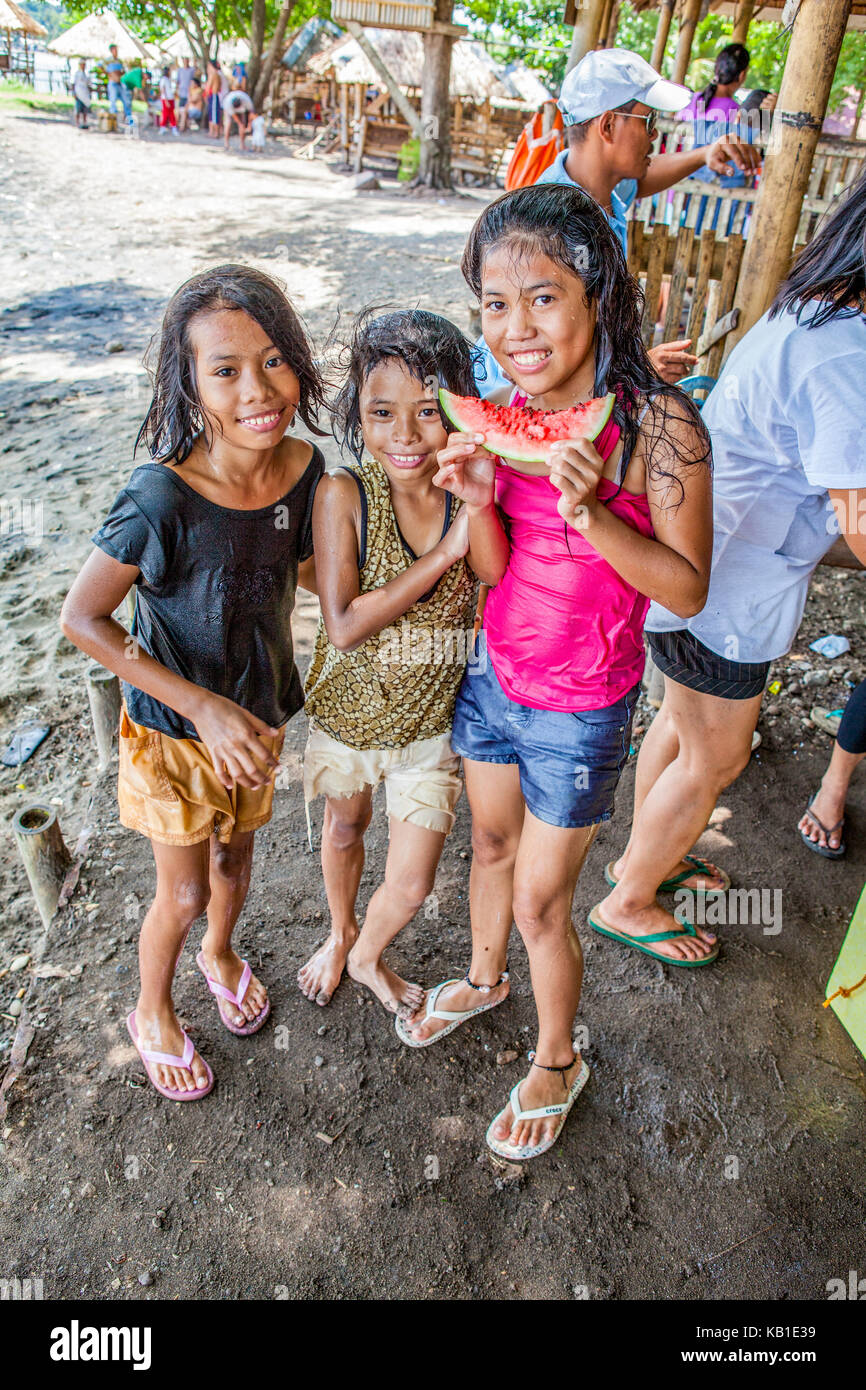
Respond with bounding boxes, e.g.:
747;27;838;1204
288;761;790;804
504;107;565;191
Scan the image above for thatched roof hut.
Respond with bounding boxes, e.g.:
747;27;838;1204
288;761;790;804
47;12;152;63
307;28;552;109
0;0;46;38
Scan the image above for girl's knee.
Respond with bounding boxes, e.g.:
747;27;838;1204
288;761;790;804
384;870;434;916
511;890;565;942
471;823;519;869
159;876;210;923
210;841;253;886
325;802;371;852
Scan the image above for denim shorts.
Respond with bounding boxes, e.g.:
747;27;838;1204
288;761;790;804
451;643;638;829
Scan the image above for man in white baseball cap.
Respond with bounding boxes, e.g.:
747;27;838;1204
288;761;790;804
544;48;759;381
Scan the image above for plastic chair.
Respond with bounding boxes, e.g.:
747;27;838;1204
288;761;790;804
677;374;716;408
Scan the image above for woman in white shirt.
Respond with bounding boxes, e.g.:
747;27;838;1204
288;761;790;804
589;167;866;966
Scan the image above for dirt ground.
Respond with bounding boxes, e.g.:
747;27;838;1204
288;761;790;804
1;105;865;1302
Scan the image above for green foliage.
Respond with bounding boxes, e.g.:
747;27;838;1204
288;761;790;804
16;1;71;41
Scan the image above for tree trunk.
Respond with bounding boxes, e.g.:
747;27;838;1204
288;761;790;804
418;0;455;189
247;0;267;97
170;0;209;73
671;0;702;86
253;0;295;111
566;0;606;73
604;0;622;48
729;0;852;351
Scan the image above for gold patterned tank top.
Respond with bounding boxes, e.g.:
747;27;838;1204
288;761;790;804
304;460;478;750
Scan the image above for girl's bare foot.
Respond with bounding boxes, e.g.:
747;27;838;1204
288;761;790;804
610;853;728;893
199;945;268;1028
346;947;425;1018
403;973;510;1042
298;929;357;1007
491;1053;584;1152
133;1004;211;1094
595;895;717;962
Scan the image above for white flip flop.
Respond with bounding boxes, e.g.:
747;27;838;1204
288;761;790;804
395;973;508;1048
486;1060;590;1161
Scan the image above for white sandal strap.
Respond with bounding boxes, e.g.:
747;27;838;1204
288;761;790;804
424;979;478;1023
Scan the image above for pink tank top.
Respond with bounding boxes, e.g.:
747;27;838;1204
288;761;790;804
484;391;654;712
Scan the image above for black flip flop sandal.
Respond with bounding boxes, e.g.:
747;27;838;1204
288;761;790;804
799;793;846;859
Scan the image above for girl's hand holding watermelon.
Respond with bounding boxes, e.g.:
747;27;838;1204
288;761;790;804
433;432;497;512
547;437;606;530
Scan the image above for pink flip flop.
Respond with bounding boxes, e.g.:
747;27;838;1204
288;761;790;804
195;951;271;1036
126;1011;214;1101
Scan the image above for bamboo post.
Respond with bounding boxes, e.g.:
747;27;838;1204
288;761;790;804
597;0;614;48
728;0;852;353
651;0;676;73
604;0;622;49
566;0;607;73
732;0;756;45
12;804;72;929
671;0;702;86
86;664;121;771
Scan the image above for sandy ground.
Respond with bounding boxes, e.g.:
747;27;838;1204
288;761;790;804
1;105;865;1302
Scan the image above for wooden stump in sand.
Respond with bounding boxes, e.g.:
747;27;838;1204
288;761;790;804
12;804;72;929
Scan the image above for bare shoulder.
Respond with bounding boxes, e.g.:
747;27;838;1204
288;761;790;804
636;389;711;478
313;467;361;518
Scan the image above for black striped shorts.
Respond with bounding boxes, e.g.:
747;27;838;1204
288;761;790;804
646;629;770;701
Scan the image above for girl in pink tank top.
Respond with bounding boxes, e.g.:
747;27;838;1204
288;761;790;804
401;184;713;1163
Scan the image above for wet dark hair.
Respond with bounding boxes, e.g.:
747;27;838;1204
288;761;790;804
332;308;477;464
770;163;866;329
461;183;710;502
136;263;326;464
699;43;749;108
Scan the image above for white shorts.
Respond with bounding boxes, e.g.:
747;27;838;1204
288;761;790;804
303;723;462;836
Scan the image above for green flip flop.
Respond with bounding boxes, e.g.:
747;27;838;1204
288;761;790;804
604;853;730;896
588;903;719;967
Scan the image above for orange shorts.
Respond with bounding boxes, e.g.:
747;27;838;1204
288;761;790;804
117;707;285;846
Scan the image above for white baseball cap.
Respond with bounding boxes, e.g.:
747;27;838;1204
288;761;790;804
559;48;690;127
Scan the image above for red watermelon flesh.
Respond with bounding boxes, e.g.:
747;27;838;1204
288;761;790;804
439;389;615;464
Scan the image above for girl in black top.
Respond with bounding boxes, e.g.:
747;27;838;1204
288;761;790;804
61;264;325;1101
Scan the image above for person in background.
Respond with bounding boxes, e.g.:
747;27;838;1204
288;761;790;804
186;72;205;130
176;56;195;132
106;44;133;127
799;680;866;859
232;60;247;91
474;51;759;392
206;62;223;138
159;65;178;135
677;43;752;234
72;59;91;130
223;80;255;152
120;61;146;120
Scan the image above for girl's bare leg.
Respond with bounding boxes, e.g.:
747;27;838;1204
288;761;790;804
135;838;212;1093
297;787;373;1007
406;759;524;1041
490;812;597;1152
598;682;763;961
612;686;726;891
347;818;445;1016
200;829;267;1027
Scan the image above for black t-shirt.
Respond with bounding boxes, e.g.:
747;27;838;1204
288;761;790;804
92;448;324;740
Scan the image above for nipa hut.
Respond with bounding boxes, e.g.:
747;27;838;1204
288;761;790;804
0;0;46;79
286;28;553;182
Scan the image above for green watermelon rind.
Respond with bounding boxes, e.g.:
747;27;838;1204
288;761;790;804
439;389;615;464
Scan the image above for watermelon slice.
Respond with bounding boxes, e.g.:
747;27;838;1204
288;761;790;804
438;389;615;464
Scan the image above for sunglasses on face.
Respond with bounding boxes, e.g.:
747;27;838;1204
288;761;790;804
616;110;658;137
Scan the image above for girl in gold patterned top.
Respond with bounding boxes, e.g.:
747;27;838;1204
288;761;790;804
298;311;509;1015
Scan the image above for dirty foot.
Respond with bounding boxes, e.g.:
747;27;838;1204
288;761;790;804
297;929;357;1007
346;948;425;1018
404;973;510;1043
490;1053;584;1153
132;1003;211;1094
595;895;717;962
199;945;268;1028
